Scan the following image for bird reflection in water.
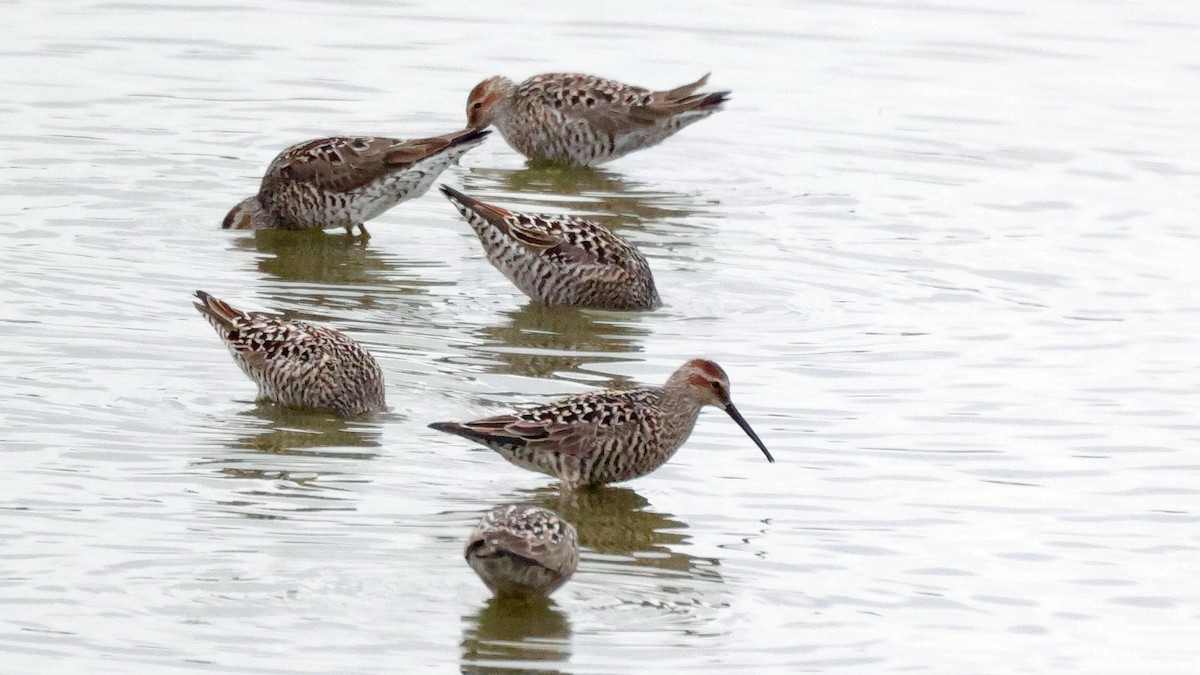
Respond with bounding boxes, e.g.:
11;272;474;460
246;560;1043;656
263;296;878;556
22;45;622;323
460;597;571;674
520;485;721;582
193;407;384;519
231;229;379;284
228;228;439;307
471;304;648;389
462;165;715;235
226;228;445;343
225;405;385;458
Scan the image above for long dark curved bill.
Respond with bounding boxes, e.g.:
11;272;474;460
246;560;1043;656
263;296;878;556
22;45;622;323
725;403;775;463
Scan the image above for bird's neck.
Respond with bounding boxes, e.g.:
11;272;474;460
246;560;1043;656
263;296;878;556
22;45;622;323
655;385;706;450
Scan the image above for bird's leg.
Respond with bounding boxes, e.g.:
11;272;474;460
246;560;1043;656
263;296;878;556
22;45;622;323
342;222;370;241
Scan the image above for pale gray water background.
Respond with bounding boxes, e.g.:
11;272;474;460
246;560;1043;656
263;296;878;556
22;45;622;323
2;0;1199;672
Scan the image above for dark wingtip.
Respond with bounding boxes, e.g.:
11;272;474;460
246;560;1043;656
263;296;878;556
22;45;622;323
192;290;219;322
429;421;460;434
455;127;493;145
438;184;473;206
192;290;214;314
192;291;207;315
704;91;731;108
438;184;509;223
429;420;500;446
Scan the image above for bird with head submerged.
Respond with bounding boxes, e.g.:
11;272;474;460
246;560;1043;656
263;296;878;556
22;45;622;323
430;359;773;489
465;504;579;600
192;290;386;418
222;127;490;237
438;185;661;310
465;72;729;167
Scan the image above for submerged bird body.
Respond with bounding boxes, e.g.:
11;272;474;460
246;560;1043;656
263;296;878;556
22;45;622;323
466;72;728;166
192;291;386;417
439;186;660;310
431;359;773;488
465;504;579;599
223;128;490;235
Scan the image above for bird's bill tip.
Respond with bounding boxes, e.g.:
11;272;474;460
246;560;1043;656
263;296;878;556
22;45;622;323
724;403;774;463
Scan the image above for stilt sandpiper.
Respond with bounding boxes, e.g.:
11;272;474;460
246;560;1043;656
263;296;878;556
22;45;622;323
192;291;386;417
222;128;490;237
439;185;661;310
465;72;728;166
465;504;579;600
431;359;773;488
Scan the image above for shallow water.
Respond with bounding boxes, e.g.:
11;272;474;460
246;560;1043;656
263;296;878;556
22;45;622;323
3;0;1199;672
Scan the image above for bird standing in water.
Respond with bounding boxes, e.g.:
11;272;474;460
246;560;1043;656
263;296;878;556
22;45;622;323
465;72;728;166
430;359;773;489
222;127;490;237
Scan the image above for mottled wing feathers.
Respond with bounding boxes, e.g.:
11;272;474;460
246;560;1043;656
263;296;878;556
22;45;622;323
540;216;627;265
521;73;652;108
431;388;659;459
193;291;327;374
500;213;629;267
522;72;728;129
517;389;659;428
489;213;564;254
193;291;386;417
439;186;635;266
263;136;399;194
263;129;488;195
536;422;599;460
466;505;579;579
574;263;631;285
465;529;546;568
238;322;330;373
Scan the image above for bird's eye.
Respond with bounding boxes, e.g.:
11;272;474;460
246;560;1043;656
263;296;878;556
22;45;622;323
472;102;483;110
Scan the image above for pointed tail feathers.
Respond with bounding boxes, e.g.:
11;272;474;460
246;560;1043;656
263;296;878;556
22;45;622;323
384;127;492;166
662;72;711;101
694;90;730;110
193;290;246;336
429;420;513;447
429;420;474;439
446;127;492;147
438;185;511;226
661;73;729;111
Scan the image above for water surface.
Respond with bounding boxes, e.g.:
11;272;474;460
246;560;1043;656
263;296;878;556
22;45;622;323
2;0;1199;672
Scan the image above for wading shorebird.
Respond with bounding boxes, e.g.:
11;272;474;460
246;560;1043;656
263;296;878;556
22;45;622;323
465;504;579;600
222;127;490;237
465;72;729;166
430;359;773;489
439;185;660;310
192;291;386;418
